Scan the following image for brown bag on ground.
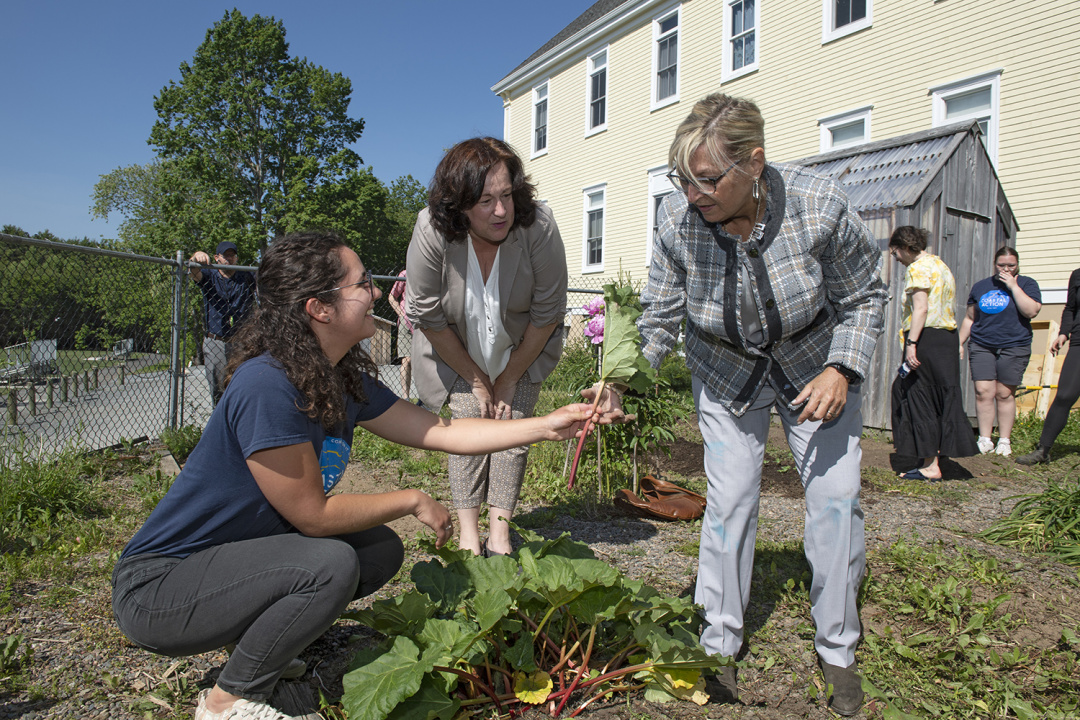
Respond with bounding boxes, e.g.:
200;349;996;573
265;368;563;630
614;474;706;521
640;474;707;510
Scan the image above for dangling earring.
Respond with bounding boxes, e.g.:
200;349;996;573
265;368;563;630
752;179;760;200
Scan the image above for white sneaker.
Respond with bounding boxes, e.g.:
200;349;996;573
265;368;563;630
995;438;1011;457
195;689;298;720
976;436;994;454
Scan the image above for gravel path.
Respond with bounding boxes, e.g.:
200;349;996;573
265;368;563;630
2;426;1075;719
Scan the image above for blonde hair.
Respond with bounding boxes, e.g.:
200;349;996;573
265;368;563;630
669;93;765;188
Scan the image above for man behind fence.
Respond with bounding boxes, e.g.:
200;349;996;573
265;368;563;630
189;241;255;405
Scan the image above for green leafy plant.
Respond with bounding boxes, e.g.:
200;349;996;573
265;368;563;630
340;527;720;720
979;473;1080;567
568;283;657;490
159;424;202;464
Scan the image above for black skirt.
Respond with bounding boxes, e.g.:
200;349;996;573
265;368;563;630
891;327;978;459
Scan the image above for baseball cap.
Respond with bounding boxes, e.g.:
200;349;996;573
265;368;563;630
216;241;238;255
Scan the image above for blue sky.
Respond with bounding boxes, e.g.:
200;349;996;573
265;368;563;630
0;1;591;242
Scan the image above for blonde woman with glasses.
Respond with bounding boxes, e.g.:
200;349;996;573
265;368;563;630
590;93;886;716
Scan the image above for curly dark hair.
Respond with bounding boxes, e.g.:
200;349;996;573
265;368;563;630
888;225;930;253
428;137;538;242
225;231;377;430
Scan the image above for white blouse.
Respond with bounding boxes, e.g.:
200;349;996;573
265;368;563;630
465;240;514;380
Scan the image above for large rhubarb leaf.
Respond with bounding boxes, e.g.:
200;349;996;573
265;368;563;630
600;283;656;393
342;635;429;720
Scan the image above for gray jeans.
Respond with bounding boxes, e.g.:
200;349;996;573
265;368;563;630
202;336;229;405
112;528;402;700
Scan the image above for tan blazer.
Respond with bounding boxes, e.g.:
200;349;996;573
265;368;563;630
404;204;568;409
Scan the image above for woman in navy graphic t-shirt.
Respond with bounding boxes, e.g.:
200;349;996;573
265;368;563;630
958;246;1042;457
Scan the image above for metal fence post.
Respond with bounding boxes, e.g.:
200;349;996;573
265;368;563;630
47;379;54;408
6;387;15;425
168;250;183;431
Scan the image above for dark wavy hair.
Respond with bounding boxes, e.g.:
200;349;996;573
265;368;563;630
888;225;930;253
225;230;377;430
427;137;538;242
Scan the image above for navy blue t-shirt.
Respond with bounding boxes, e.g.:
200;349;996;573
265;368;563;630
122;355;398;559
966;274;1042;349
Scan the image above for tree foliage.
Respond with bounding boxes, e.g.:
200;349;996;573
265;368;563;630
148;10;366;255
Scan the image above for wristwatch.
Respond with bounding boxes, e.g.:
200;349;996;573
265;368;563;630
826;363;861;386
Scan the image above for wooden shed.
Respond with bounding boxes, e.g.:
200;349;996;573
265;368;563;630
794;120;1020;429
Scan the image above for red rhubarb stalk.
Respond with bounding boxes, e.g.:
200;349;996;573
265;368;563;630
567;381;605;490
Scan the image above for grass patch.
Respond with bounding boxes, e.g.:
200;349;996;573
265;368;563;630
980;471;1080;567
1012;408;1080;456
857;537;1080;718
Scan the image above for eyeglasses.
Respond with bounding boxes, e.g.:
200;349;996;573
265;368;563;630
995;262;1018;269
320;270;374;296
667;160;742;194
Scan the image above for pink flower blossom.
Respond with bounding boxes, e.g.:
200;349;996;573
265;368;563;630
584;315;605;344
582;296;605;317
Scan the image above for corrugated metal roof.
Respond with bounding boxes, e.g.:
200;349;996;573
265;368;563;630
800;133;962;212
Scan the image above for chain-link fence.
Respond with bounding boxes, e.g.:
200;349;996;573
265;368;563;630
1;232;609;458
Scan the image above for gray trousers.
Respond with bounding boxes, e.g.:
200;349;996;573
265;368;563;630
693;377;865;667
202;336;229;405
112;527;402;700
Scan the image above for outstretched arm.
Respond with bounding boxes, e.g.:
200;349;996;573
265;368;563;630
247;442;453;545
359;397;612;454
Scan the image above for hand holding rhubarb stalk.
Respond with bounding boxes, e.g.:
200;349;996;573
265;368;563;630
567;283;656;490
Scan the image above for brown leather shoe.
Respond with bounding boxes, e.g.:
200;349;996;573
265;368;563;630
640;474;707;509
614;488;703;521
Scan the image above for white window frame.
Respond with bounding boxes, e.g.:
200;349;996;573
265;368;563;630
585;48;608;136
651;6;680;111
930;69;1001;164
646;166;674;268
722;0;759;82
531;81;549;158
822;0;872;44
582;184;607;274
818;105;872;152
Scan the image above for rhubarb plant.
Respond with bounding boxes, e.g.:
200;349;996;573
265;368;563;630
340;527;721;720
568;282;656;489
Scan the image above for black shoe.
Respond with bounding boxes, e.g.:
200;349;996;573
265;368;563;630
1015;446;1051;465
705;665;738;704
820;659;863;716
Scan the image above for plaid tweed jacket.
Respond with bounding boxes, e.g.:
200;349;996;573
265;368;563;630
640;162;887;416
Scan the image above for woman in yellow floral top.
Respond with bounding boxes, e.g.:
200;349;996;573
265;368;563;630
888;226;977;479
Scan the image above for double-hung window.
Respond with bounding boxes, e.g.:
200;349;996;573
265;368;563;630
532;82;548;156
587;49;607;134
822;0;872;43
652;9;679;109
723;0;758;81
583;185;606;272
931;70;1001;164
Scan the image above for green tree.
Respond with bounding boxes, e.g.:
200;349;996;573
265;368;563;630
148;10;366;255
91;160;239;258
384;174;428;266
